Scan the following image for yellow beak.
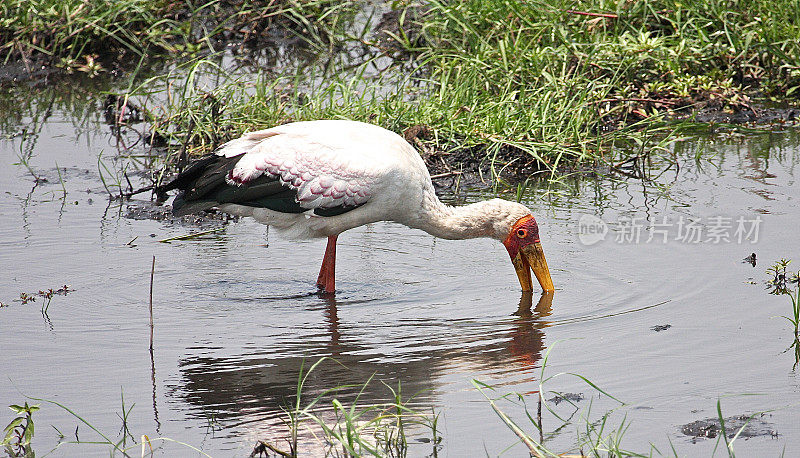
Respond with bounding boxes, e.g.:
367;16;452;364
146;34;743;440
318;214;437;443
512;242;554;292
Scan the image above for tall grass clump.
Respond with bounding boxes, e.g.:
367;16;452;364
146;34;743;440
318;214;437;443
397;0;800;156
1;0;184;65
414;0;800;103
0;0;354;71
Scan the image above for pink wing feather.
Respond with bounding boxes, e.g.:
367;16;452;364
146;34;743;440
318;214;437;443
220;126;378;210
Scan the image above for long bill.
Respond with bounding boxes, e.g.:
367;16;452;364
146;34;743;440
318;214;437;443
511;242;554;292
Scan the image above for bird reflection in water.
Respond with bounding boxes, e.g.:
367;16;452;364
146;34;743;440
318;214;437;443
473;291;555;392
510;291;554;370
176;292;556;431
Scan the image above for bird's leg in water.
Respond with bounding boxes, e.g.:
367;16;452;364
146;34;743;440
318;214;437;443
316;235;337;293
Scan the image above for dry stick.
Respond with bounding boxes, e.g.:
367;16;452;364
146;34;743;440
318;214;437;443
149;255;155;351
429;171;463;180
254;440;292;458
565;9;618;19
15;40;32;74
122;184;155;198
148;255;161;434
537;397;544;445
158;228;224;243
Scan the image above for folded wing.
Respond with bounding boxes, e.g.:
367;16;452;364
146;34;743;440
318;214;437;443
160;127;378;217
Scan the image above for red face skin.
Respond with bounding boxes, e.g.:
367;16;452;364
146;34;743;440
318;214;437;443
502;215;554;292
502;215;541;259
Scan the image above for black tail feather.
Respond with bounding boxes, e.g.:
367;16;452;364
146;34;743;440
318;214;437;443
159;153;363;218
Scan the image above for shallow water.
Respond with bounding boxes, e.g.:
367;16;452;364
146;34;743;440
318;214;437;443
1;102;799;456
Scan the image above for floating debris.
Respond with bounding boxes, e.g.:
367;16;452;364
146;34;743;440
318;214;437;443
682;414;777;441
546;393;584;406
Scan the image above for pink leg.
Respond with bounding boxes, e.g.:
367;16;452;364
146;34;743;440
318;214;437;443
316;235;337;293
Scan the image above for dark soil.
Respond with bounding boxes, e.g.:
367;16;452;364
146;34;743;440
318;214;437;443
0;58;61;87
412;102;800;187
681;105;800;125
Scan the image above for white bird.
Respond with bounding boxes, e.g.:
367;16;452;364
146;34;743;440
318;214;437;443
159;120;554;294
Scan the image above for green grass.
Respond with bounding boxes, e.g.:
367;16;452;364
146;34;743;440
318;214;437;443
6;1;797;175
2;402;38;456
5;355;792;457
256;357;440;457
117;0;800;177
472;341;642;457
3;358;440;457
0;0;354;69
469;343;785;458
3;391;212;457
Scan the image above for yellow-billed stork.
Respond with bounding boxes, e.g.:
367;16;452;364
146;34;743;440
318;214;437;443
160;120;554;294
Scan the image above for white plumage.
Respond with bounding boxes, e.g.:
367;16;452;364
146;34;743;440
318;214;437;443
213;120;436;239
163;120;554;294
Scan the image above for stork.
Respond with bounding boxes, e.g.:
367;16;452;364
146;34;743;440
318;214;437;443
159;120;554;294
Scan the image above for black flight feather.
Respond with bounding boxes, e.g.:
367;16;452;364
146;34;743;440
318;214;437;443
158;153;362;217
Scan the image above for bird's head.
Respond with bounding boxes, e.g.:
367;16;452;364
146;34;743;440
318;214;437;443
499;210;554;293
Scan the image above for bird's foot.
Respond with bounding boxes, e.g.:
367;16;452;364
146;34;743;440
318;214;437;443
316;275;335;294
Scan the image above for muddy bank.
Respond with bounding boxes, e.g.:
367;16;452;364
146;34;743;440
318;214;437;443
412;103;800;186
0;0;349;84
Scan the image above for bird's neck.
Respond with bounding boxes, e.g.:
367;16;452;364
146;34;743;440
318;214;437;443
411;198;503;241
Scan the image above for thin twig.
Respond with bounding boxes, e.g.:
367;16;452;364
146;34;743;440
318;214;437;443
566;9;618;19
592;97;681;106
122;184;155;199
429;171;463;180
253;440;292;457
158;228;224;243
149;255;155;352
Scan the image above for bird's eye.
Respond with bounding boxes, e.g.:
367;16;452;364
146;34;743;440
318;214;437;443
516;228;527;238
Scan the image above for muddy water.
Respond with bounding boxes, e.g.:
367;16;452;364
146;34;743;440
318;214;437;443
1;105;799;456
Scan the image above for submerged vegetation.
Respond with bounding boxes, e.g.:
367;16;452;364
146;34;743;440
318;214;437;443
2;402;38;457
767;259;800;367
